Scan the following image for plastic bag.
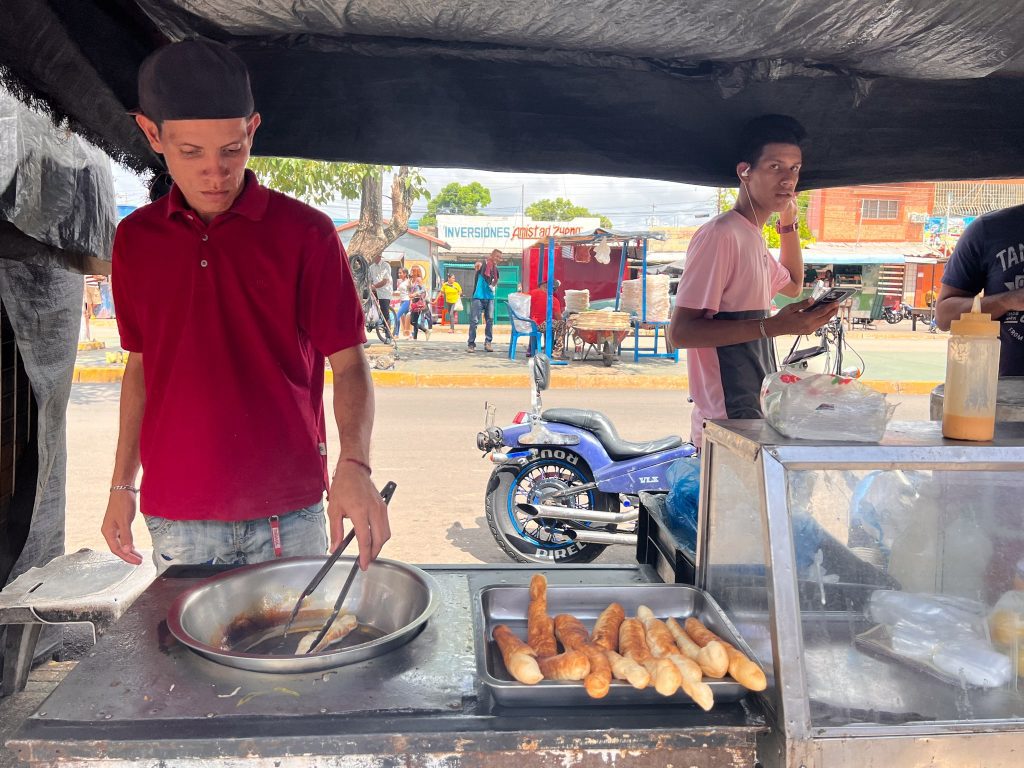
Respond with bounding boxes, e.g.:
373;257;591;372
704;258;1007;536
760;367;896;442
865;590;1012;688
664;458;700;553
507;292;533;332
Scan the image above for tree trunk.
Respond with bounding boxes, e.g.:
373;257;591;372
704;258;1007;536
346;166;416;264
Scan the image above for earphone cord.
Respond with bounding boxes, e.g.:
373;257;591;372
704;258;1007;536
741;179;763;233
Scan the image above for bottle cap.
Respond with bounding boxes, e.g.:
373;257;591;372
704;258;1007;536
950;295;1000;337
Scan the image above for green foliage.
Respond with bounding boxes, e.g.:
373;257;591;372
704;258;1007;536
247;157;429;206
716;188;815;247
419;182;492;225
526;197;612;229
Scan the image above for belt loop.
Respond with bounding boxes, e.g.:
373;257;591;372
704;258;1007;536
269;515;282;558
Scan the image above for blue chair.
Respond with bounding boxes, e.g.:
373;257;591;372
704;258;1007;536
506;301;543;360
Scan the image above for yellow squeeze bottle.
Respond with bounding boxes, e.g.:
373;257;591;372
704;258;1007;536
942;295;1001;441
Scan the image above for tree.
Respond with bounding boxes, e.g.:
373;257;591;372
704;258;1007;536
419;181;492;226
526;197;612;229
716;188;815;247
247;158;430;270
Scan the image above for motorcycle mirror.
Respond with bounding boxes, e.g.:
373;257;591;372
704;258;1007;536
531;354;551;392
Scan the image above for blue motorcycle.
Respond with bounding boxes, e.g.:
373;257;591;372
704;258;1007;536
477;355;697;565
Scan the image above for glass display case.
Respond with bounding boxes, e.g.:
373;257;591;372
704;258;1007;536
698;420;1024;768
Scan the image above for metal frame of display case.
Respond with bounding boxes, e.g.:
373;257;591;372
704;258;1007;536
695;419;1024;768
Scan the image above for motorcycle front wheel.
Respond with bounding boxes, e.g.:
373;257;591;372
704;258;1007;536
884;310;901;324
485;454;617;565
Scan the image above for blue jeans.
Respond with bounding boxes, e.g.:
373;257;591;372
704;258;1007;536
144;501;328;574
393;300;411;334
468;298;494;348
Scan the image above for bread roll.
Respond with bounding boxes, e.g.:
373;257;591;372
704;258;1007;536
537;650;591;681
680;676;715;712
605;649;650;689
646;657;683;697
492;624;543;685
296;612;357;654
620;618;680;696
684;617;766;691
555;614;612;698
527;574;557;657
592;602;625;652
667;617;729;678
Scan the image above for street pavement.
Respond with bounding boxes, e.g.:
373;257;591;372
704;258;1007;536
66;386;934;567
77;318;950;392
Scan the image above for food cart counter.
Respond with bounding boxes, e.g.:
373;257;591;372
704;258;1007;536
9;565;765;767
697;419;1024;768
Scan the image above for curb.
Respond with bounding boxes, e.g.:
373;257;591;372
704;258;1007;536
71;365;941;395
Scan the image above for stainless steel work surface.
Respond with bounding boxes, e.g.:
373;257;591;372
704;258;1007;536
29;570;474;721
11;565;767;768
477;583;750;706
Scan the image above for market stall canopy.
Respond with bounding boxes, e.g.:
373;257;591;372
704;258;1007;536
529;229;668;248
794;241;940;265
5;1;1024;186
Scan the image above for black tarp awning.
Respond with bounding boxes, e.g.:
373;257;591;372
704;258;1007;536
4;0;1024;187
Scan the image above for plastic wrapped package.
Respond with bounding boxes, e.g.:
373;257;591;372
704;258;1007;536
0;88;116;271
564;289;590;314
619;276;671;322
864;590;1012;688
760;368;896;442
867;591;988;637
507;292;533;332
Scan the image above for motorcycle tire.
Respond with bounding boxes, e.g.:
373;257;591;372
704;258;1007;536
884;310;901;324
485;453;616;565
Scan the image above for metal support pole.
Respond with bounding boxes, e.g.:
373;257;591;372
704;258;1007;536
614;240;628;311
547;237;567;365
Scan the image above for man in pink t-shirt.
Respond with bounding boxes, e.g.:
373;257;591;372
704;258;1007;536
669;115;838;448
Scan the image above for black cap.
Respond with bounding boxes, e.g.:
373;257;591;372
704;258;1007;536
137;39;254;123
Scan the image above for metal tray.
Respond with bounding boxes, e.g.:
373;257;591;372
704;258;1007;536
475;583;755;707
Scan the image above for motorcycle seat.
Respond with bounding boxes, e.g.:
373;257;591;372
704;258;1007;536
541;408;683;461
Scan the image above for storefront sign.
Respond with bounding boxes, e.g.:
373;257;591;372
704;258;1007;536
924;215;977;254
437;215;600;252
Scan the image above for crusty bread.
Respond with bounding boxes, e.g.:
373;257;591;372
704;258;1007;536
493;624;543;685
684;617;766;691
527;574;557;657
592;602;625;652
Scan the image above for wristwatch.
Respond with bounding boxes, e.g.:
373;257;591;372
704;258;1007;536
775;221;799;235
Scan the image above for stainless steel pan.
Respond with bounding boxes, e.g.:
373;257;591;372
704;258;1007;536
167;556;439;673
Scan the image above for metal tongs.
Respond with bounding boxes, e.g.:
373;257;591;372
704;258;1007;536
278;480;397;654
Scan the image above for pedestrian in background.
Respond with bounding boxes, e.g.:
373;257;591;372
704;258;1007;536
392;267;411;339
442;273;463;332
82;274;104;341
408;266;432;340
468;249;500;353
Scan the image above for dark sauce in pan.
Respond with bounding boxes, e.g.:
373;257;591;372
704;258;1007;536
218;610;386;656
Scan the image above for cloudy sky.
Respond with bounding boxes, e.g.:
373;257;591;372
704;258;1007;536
113;163;720;228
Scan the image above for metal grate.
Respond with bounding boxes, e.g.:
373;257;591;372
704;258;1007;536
934;182;1024;216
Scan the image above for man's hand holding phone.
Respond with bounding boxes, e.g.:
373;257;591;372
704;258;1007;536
769;296;842;337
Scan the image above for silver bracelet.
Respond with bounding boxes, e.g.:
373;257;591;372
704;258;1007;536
759;318;768;338
110;484;138;494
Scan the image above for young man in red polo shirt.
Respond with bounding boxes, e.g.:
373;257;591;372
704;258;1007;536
101;40;389;572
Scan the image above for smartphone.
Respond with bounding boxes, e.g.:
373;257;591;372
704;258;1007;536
803;287;857;312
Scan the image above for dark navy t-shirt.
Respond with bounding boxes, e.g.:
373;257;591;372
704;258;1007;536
942;205;1024;376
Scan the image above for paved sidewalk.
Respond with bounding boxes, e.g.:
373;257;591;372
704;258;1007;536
75;319;949;394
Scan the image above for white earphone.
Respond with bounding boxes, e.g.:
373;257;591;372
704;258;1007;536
739;166;762;233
